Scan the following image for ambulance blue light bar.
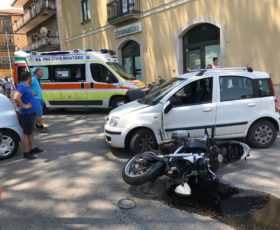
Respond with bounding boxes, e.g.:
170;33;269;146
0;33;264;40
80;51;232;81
100;49;116;55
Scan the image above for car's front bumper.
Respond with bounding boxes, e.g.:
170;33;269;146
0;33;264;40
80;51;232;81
104;124;125;148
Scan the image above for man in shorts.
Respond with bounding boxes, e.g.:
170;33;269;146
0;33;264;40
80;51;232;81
14;72;44;160
32;68;48;132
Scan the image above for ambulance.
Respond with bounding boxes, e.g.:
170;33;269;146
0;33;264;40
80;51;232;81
13;49;146;109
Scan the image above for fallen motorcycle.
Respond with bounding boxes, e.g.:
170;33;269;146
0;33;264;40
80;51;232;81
122;128;250;196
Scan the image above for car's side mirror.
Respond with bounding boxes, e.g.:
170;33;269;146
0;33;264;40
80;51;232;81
164;101;173;114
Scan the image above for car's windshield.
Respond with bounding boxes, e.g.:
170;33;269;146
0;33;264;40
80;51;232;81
139;78;184;105
107;62;135;80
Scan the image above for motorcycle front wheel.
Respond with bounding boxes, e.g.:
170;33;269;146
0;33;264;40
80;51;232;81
122;152;165;185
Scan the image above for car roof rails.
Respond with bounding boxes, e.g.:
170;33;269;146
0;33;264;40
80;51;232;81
195;69;207;76
192;67;254;76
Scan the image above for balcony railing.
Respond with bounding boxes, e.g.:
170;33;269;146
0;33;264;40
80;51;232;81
0;45;15;51
24;36;60;51
107;0;140;24
13;0;56;33
0;27;13;34
0;56;15;69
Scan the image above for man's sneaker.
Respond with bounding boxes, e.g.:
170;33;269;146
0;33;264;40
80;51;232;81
39;127;48;133
30;147;44;154
23;152;36;160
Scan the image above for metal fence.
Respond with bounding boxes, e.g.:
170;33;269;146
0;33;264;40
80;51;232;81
107;0;140;21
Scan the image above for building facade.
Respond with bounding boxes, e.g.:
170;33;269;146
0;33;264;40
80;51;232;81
0;9;26;78
58;0;280;88
11;0;60;51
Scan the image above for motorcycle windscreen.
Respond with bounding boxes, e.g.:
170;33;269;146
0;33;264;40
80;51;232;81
216;141;250;164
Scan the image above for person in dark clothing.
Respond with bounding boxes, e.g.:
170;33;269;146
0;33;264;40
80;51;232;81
14;72;44;160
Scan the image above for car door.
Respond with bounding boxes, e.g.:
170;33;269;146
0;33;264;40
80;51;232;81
216;74;258;137
163;77;216;139
89;63;120;107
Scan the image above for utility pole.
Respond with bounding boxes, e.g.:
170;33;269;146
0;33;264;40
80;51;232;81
5;31;13;78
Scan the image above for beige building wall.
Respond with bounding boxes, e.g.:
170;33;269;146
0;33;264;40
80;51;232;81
58;0;280;85
12;15;27;50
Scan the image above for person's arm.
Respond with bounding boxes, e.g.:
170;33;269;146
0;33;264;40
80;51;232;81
13;91;32;109
31;77;38;96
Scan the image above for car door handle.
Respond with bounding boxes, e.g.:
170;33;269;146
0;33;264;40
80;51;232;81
203;107;213;112
248;103;256;107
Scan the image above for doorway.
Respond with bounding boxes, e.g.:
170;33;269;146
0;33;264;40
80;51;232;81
122;40;142;80
183;23;220;71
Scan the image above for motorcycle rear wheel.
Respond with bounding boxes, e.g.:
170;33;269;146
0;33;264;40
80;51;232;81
122;152;165;185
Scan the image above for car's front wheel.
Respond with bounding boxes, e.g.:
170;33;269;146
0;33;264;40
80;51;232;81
247;120;277;148
111;97;128;109
130;129;158;155
0;130;19;160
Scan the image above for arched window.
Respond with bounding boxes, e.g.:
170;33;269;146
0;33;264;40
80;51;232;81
183;23;220;70
122;40;142;80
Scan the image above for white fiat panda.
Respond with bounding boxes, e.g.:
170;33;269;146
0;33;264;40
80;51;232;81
104;67;280;154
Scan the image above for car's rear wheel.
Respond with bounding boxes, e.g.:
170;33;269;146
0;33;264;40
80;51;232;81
0;130;19;160
247;120;277;148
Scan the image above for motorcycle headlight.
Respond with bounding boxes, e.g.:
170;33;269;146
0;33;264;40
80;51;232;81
109;116;120;127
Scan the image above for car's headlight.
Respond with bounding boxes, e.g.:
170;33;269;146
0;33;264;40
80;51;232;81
109;116;120;127
123;81;139;89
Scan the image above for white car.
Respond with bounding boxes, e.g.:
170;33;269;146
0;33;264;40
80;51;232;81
104;67;280;154
0;94;22;160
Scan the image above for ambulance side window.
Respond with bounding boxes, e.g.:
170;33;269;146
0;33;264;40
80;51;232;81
52;64;85;82
90;63;118;83
29;66;50;81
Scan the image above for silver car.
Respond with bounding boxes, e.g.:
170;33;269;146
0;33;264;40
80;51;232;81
0;94;22;160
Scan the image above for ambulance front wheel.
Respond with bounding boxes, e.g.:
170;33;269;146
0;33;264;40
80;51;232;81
110;96;128;109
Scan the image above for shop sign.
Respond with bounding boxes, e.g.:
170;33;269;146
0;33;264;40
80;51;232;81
114;22;142;38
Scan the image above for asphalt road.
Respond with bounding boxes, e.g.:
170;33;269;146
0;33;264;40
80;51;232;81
0;111;279;230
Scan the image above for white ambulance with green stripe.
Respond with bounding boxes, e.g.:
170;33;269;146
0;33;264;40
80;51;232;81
14;49;146;109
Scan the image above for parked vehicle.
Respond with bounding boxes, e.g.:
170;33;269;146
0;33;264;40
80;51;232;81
0;79;4;94
105;67;280;153
122;129;250;196
0;94;22;160
14;49;147;109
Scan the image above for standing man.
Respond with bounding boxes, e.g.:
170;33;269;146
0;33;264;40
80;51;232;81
212;57;220;68
3;77;11;98
13;72;44;160
32;68;48;132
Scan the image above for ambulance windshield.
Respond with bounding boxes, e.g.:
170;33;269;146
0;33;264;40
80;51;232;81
107;63;135;80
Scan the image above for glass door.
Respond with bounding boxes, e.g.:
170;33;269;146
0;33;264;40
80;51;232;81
122;0;128;13
205;44;220;67
186;48;202;70
134;56;142;80
122;40;142;80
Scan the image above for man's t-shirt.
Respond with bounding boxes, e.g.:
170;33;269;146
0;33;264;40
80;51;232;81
16;83;36;115
4;79;11;89
31;76;42;100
